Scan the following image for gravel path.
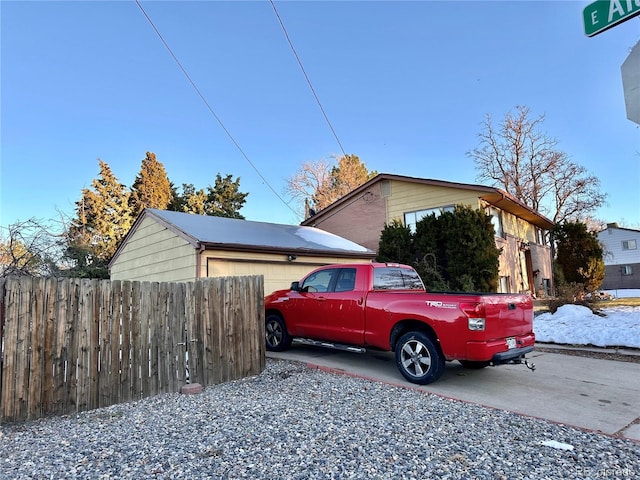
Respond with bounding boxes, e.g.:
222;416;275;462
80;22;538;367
1;358;638;479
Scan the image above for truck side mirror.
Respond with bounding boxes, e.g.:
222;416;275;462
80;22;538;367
290;281;301;291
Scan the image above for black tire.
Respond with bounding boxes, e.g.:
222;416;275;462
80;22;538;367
459;360;491;369
265;314;292;352
395;331;445;385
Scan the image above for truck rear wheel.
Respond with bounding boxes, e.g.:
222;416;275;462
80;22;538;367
395;331;445;385
265;314;292;352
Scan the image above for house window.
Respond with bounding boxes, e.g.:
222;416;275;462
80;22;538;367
404;206;454;232
536;227;547;245
622;265;633;275
622;240;637;250
487;207;504;238
498;276;510;293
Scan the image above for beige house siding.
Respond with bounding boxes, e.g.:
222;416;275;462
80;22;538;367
110;216;196;282
386;180;482;222
199;251;371;294
502;211;536;242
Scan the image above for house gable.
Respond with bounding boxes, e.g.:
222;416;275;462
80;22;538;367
109;215;197;282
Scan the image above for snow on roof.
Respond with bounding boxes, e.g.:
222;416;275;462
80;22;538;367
146;209;375;255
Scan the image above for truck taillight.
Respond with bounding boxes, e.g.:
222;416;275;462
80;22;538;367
461;302;486;331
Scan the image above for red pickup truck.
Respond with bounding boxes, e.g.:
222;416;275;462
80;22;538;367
264;263;535;385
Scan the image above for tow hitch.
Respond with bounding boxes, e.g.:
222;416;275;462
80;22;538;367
505;356;536;372
491;348;535;371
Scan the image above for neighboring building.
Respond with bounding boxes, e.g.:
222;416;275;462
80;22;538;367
109;209;376;294
301;173;555;296
597;223;640;291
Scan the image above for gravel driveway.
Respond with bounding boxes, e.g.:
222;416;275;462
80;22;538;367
1;358;638;479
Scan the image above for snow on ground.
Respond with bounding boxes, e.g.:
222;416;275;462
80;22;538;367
534;305;640;349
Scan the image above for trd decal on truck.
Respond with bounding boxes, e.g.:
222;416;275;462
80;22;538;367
425;301;458;309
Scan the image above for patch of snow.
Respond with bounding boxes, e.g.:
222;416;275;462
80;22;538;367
603;289;640;298
539;440;574;451
534;305;640;348
294;227;371;252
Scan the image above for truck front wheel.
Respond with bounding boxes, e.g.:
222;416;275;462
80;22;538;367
265;314;292;352
395;331;445;385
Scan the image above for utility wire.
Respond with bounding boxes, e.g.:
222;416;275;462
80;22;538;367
134;0;297;215
269;0;348;158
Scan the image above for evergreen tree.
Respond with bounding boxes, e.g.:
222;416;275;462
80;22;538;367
413;212;449;290
385;205;501;292
376;219;413;264
413;213;442;273
435;206;501;292
553;221;605;292
178;184;208;215
64;160;133;278
205;174;247;219
129;152;173;217
321;154;377;205
168;174;247;218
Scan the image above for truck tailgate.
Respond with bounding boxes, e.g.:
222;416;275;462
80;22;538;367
483;294;534;339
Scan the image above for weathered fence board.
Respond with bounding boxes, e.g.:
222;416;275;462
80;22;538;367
0;275;264;423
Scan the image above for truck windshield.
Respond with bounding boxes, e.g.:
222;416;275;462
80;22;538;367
373;267;425;290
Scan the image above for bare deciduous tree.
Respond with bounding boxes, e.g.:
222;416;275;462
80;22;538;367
285;154;375;218
0;218;63;277
468;105;606;223
285;158;333;217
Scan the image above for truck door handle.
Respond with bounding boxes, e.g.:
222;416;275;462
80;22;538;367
357;297;364;305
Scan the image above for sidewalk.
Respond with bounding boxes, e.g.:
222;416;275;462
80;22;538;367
535;342;640;357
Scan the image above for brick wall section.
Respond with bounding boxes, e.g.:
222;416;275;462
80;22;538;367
308;183;388;252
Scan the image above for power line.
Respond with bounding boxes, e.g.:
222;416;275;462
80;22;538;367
269;0;348;158
134;0;297;216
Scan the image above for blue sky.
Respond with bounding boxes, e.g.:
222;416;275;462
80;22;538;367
2;0;639;232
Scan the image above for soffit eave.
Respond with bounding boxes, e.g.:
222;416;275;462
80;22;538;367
199;242;377;258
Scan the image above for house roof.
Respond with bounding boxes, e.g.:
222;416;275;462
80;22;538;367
109;209;376;266
598;224;640;234
301;173;556;230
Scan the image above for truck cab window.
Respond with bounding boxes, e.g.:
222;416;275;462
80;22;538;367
373;267;424;290
335;268;357;292
301;269;336;293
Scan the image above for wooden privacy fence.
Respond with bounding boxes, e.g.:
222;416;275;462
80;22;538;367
0;275;265;423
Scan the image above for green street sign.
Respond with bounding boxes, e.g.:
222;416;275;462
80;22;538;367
583;0;640;37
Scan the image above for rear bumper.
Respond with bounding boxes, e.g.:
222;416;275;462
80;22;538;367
491;346;534;364
465;333;535;362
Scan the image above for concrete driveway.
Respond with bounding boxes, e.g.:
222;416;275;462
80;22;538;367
268;344;640;442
